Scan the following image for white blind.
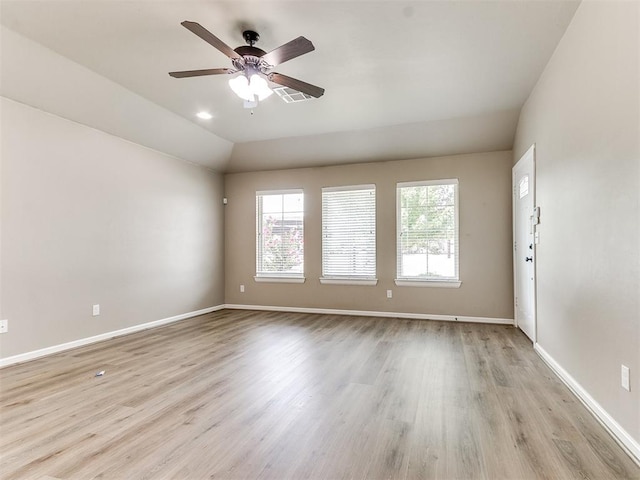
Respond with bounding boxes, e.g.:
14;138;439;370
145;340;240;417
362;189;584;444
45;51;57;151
397;179;459;281
256;190;304;277
322;185;376;279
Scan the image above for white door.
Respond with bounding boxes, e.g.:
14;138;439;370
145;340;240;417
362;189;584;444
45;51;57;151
513;145;536;342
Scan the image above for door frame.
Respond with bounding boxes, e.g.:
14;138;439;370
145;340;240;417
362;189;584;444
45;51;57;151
512;144;537;342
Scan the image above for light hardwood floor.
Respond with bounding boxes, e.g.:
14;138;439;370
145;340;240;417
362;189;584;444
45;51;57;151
1;310;638;480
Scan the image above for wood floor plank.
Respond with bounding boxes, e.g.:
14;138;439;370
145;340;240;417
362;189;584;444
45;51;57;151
1;310;638;479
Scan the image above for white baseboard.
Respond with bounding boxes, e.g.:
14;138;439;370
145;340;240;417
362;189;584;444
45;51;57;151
223;304;514;325
535;343;640;466
0;304;509;368
0;305;225;368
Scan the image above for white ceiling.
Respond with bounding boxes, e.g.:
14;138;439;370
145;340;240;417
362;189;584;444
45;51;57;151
0;0;580;172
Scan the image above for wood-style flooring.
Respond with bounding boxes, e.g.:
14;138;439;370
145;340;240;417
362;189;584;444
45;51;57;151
1;310;638;479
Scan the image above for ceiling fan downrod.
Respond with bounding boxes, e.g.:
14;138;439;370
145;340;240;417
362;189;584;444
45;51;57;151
242;30;259;47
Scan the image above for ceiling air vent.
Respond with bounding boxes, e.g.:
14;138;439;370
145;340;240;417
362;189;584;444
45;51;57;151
274;86;314;103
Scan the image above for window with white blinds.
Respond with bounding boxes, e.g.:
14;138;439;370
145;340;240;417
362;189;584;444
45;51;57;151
321;185;376;284
396;179;459;285
256;190;304;280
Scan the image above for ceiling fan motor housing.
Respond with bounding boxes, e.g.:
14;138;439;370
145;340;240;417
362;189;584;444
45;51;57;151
232;53;271;75
233;31;271;74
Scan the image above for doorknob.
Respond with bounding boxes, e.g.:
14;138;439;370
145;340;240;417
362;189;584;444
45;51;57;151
525;257;533;262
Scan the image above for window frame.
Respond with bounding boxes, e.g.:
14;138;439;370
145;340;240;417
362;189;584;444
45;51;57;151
255;188;305;284
395;179;461;288
320;184;377;286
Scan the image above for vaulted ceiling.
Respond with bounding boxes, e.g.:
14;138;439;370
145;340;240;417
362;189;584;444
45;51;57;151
0;1;580;172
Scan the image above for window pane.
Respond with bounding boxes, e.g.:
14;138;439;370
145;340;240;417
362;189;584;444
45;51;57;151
283;193;303;213
519;175;529;198
322;186;376;278
256;190;304;276
262;195;283;213
397;180;459;281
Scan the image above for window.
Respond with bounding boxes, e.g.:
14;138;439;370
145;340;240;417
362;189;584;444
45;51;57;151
256;190;304;282
321;185;376;285
396;179;460;287
519;175;529;198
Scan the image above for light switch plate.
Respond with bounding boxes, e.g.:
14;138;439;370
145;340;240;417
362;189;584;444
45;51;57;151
0;319;7;333
92;304;100;316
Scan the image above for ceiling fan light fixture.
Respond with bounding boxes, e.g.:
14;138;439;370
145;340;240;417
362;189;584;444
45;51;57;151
249;74;273;101
243;99;258;109
228;75;254;101
228;70;273;104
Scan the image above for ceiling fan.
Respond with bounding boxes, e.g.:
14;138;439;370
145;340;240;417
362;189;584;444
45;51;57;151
169;21;325;105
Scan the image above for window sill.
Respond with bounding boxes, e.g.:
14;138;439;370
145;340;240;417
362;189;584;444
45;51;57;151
254;276;306;284
319;277;378;286
394;279;461;288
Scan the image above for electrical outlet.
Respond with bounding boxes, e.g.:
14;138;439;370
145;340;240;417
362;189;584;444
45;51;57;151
621;365;630;391
240;284;245;293
0;319;8;333
92;304;100;316
386;290;393;299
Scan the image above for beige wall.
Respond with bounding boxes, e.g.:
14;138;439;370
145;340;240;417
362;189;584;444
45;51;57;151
514;1;639;445
0;98;225;359
225;151;514;320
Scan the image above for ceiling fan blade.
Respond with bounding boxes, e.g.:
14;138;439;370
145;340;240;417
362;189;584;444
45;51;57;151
181;21;241;59
261;37;315;66
268;72;325;98
169;68;234;78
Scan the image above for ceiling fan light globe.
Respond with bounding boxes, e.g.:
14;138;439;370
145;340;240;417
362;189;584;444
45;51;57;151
249;74;273;101
256;89;274;101
228;75;254;101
